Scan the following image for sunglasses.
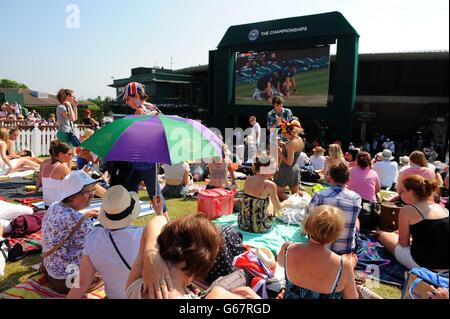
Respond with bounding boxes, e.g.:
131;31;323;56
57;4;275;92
79;189;95;197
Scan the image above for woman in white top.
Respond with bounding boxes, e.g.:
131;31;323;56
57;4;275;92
36;141;73;208
0;128;39;176
67;186;145;299
310;146;326;171
162;162;191;198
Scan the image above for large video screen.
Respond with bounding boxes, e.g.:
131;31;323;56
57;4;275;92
234;46;331;107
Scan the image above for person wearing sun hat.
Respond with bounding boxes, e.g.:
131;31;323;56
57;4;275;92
41;170;100;294
122;82;160;116
67;185;145;299
372;149;399;190
310;146;326;171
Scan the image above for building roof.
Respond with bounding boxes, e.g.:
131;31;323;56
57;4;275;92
175;65;209;74
0;88;59;106
356;50;449;62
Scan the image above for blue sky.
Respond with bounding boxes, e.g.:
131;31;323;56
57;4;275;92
0;0;448;99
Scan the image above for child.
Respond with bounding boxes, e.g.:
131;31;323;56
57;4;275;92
76;129;98;170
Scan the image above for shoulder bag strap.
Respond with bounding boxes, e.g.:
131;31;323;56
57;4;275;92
108;232;131;270
41;214;88;259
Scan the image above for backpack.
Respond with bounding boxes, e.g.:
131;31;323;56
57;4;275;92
300;166;320;183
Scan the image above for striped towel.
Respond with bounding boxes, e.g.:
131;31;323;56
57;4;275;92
33;199;154;225
0;274;105;299
82;199;154;226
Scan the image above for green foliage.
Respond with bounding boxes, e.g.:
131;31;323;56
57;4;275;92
0;78;28;89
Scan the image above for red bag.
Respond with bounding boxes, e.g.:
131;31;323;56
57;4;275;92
9;211;45;238
198;188;235;219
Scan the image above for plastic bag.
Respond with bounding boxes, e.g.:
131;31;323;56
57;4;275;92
277;193;312;225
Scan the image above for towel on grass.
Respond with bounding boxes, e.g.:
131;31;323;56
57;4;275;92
0;274;105;299
0;170;35;181
356;234;408;286
213;213;308;255
80;199;154;226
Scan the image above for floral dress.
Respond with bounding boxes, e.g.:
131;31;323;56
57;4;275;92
41;202;94;279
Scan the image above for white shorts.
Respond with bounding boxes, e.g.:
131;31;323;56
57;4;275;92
394;245;420;270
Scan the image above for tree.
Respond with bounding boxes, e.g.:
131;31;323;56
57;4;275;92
0;79;28;89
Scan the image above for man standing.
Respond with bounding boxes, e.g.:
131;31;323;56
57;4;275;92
281;63;298;96
307;163;361;255
266;96;293;132
249;116;261;149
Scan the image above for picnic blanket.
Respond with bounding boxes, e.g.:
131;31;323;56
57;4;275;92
0;179;40;200
356;234;408;286
0;170;35;182
0;274;105;299
8;230;42;254
213;213;308;255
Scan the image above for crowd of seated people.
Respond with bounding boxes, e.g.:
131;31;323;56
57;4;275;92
3;82;449;301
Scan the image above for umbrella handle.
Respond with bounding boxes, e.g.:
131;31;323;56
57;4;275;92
155;163;158;199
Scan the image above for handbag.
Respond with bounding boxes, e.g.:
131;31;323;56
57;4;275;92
401;268;449;299
65;103;81;147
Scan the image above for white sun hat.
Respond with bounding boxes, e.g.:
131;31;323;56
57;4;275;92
97;185;141;230
60;170;99;201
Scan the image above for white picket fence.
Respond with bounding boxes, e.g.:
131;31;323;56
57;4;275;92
14;124;90;156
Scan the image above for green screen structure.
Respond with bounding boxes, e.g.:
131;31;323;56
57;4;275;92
209;11;359;147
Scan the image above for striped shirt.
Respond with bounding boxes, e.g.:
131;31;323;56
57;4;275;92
307;185;361;254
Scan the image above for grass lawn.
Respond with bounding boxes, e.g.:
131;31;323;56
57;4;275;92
0;180;402;299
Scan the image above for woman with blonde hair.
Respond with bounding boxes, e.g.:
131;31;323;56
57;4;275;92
278;205;359;299
0;128;39;176
322;144;346;180
273;119;305;201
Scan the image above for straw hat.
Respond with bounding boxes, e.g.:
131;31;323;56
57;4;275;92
399;156;410;166
382;149;395;161
313;146;325;155
97;185;141;230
